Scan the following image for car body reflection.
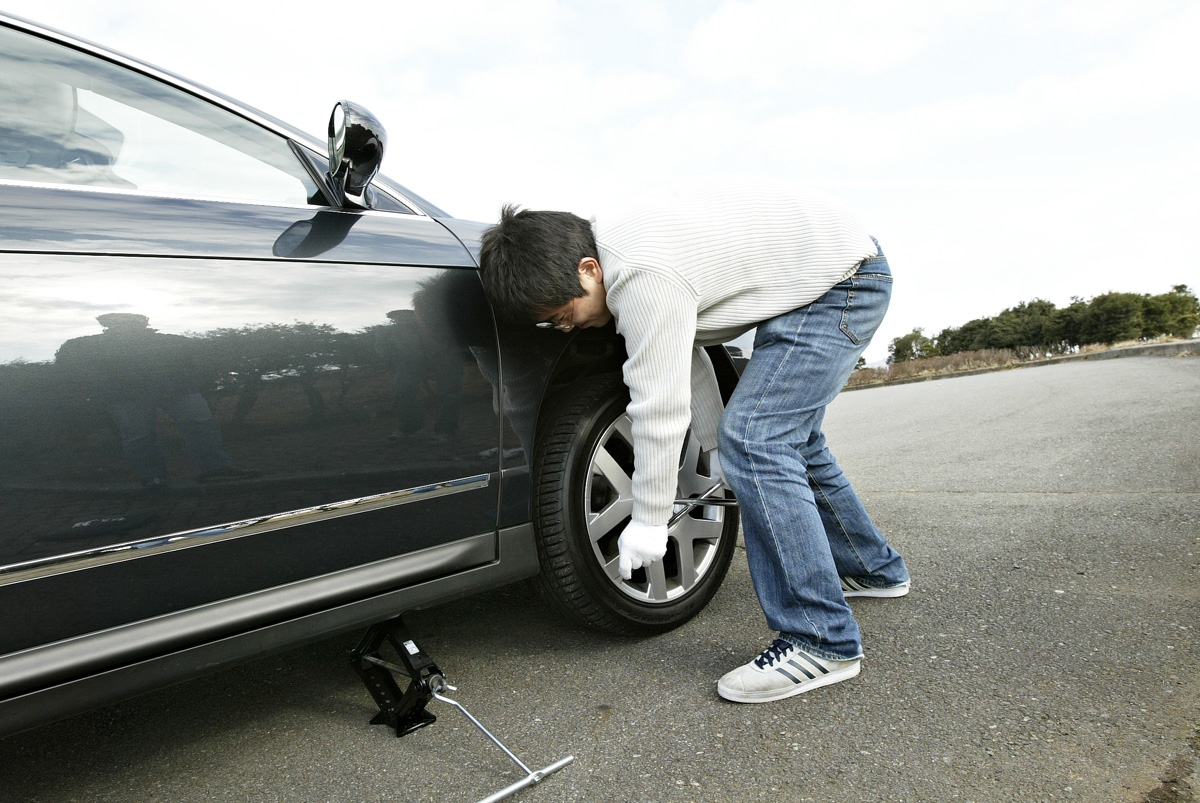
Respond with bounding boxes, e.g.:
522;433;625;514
0;245;513;648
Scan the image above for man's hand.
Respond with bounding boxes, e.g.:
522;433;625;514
618;521;668;579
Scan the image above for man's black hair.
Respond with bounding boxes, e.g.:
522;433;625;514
478;205;597;321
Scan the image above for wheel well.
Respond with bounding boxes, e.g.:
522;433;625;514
542;328;626;393
538;327;741;422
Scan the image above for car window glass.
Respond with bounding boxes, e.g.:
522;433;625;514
366;185;415;213
294;145;416;215
0;25;322;206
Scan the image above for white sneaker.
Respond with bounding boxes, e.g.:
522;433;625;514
717;639;861;703
840;577;910;598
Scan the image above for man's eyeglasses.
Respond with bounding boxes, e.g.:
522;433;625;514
535;298;575;331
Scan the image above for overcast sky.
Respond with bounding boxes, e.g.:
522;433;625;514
6;0;1198;363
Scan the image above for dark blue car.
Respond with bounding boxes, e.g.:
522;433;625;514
0;12;739;737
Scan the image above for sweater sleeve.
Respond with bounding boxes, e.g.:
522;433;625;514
606;268;699;526
690;346;722;453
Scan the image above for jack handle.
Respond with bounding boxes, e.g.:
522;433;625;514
428;676;575;803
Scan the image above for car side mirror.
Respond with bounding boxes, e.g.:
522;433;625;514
326;100;386;209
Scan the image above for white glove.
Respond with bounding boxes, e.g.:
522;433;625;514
618;521;668;579
705;448;725;486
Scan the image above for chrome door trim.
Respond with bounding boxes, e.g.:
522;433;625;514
0;529;501;701
0;524;539;738
0;474;490;586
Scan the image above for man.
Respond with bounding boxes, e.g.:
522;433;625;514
479;176;909;703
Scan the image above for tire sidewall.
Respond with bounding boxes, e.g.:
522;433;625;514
533;373;737;633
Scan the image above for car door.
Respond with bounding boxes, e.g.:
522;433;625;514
0;20;503;666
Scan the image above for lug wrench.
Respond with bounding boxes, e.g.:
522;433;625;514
669;482;737;526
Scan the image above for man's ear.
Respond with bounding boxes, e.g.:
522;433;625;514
578;257;603;284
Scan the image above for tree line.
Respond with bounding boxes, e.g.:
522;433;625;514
888;285;1199;364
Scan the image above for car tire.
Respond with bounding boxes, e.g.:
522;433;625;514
531;372;738;634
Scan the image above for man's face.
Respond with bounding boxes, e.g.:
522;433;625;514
537;258;612;331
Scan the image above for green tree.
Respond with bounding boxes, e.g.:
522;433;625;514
1142;285;1199;338
1049;297;1088;350
936;317;995;355
1079;292;1144;345
989;299;1058;353
888;328;936;364
933;325;961;356
924;283;1196;358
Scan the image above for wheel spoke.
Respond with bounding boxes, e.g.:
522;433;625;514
676;516;725;544
677;539;698;590
647;559;669;602
587;497;632;542
675;432;713;497
592;444;632;496
611;414;634;447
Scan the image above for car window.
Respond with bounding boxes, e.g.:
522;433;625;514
293;145;416;214
0;24;322;206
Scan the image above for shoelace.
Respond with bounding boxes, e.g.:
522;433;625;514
753;639;793;669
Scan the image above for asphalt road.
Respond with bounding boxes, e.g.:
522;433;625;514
1;355;1197;803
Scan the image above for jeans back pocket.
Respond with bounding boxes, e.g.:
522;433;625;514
839;272;893;346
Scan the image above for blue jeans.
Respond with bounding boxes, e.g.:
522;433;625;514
718;241;909;661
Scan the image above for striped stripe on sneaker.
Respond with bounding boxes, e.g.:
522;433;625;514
841;577;911;598
717;639;861;703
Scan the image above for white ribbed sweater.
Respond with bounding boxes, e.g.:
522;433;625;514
593;176;876;526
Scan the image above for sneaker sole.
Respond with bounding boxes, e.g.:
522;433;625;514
716;660;861;703
841;580;910;598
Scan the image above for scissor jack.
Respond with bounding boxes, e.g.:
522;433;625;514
350;616;574;803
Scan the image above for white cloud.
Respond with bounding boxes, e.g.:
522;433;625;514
697;2;1200;181
684;0;990;84
1032;0;1188;35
